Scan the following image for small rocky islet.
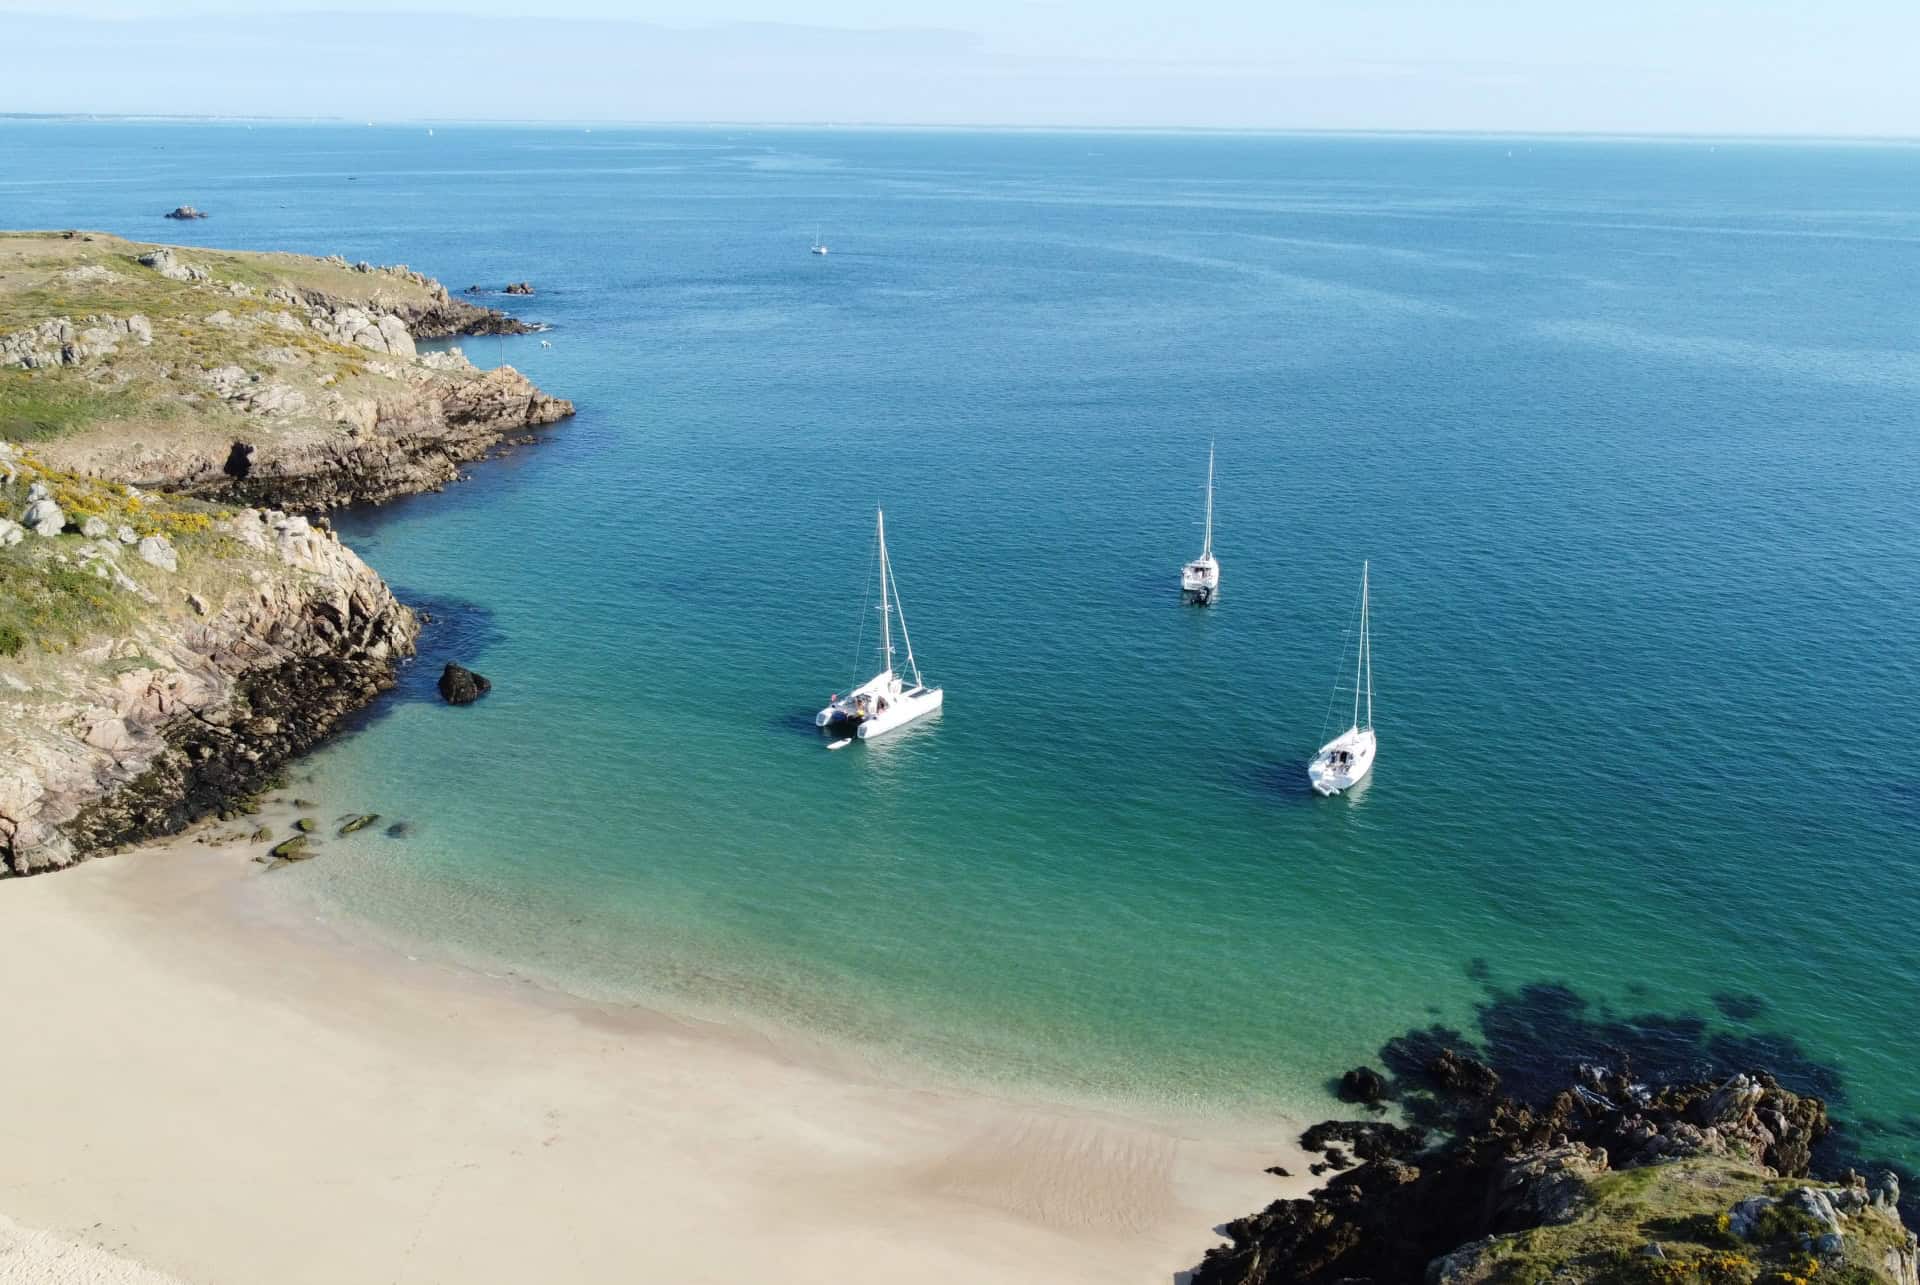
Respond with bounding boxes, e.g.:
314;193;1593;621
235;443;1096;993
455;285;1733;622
0;231;572;876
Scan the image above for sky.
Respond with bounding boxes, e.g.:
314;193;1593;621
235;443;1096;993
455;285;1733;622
4;1;1917;136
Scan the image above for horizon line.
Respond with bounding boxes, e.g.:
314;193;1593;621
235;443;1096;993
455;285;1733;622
4;112;1918;147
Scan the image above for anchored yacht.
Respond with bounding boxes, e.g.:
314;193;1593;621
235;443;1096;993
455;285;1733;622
816;509;943;740
1308;562;1376;796
1180;443;1220;603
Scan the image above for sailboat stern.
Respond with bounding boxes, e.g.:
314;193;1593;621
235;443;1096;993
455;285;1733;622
1308;728;1377;795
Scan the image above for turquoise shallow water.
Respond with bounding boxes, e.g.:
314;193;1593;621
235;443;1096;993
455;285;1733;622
5;124;1919;1139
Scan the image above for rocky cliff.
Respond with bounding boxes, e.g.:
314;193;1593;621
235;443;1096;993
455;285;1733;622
0;233;571;875
2;231;573;511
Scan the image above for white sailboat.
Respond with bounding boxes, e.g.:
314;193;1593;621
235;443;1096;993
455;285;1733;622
1308;562;1377;796
811;227;829;256
816;509;944;740
1180;443;1220;603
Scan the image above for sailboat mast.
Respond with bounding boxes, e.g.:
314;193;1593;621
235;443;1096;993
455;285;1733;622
1202;442;1215;558
877;509;894;677
1362;561;1372;730
1352;562;1366;731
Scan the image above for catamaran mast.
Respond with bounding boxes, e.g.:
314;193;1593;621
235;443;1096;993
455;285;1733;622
877;509;894;678
1202;442;1215;559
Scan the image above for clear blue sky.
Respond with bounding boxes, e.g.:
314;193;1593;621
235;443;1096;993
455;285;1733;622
6;1;1916;135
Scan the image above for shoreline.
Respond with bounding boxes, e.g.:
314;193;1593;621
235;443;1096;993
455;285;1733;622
0;804;1314;1285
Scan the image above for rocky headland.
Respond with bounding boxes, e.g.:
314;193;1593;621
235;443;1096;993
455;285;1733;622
1194;1039;1917;1285
0;231;572;874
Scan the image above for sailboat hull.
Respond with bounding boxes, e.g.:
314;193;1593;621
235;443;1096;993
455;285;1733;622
1181;556;1220;600
1308;727;1376;796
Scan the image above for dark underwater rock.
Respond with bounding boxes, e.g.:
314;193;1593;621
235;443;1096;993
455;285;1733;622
437;662;491;705
1339;1065;1388;1104
1427;1047;1501;1097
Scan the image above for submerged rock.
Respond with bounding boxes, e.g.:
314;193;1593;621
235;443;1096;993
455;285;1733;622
269;835;311;860
437;662;491;705
337;814;380;836
384;821;410;838
1427;1047;1501;1097
294;817;316;833
1339;1066;1388;1105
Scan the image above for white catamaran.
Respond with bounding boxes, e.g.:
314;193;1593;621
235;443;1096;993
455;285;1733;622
1180;443;1220;603
816;509;944;740
1308;561;1376;796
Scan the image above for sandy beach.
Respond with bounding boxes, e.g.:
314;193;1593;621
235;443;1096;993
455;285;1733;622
0;814;1311;1285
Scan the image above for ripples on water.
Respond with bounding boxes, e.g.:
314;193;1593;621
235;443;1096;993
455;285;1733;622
6;124;1916;1137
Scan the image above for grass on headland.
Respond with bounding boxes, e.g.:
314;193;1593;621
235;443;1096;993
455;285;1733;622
0;453;233;658
1451;1159;1907;1285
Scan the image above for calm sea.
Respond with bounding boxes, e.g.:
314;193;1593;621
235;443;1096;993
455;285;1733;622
5;121;1918;1148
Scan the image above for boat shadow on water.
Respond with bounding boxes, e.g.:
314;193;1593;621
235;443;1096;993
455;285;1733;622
1240;757;1372;807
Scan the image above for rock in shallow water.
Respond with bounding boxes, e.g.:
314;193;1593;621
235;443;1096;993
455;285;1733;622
1340;1065;1388;1104
437;662;491;705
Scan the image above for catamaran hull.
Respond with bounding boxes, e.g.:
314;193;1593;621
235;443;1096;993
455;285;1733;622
816;687;944;740
856;687;943;738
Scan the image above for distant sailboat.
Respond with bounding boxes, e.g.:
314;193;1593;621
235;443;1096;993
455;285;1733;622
811;227;830;256
815;509;943;740
1308;562;1377;796
1180;443;1220;603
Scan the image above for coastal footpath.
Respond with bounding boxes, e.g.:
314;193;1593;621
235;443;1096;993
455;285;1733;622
0;231;572;875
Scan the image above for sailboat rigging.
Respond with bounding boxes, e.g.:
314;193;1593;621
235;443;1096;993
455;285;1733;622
1307;562;1377;796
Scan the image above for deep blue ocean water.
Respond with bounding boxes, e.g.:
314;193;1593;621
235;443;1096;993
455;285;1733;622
4;122;1917;1146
